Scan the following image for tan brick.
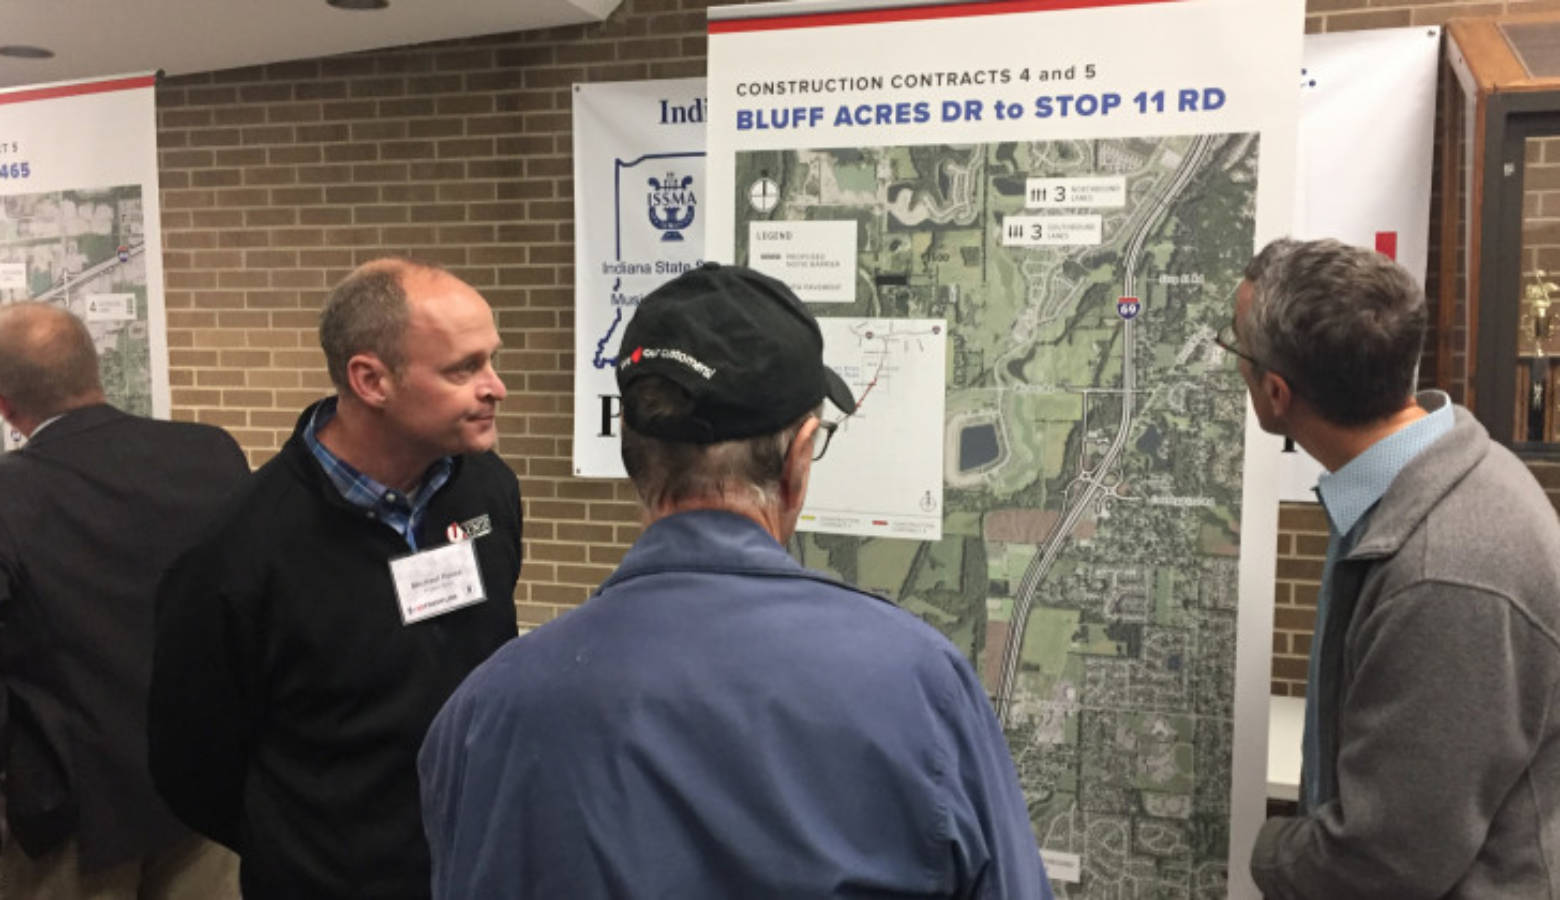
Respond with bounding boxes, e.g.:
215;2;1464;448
530;500;587;521
1272;657;1308;681
247;329;303;348
214;310;271;329
1277;503;1328;533
172;388;223;406
248;374;301;393
1288;530;1325;556
296;167;352;187
246;208;298;228
515;603;559;627
299;208;353;226
1275;607;1318;633
188;127;245;148
409;119;465;139
195;408;249;427
531;584;588;607
529;542;588;563
240;125;294;146
377;99;436;119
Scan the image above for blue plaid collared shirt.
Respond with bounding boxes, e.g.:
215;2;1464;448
304;397;454;551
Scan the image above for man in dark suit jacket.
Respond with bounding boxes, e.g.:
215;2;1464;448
0;302;248;898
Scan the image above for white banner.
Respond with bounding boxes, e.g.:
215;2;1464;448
707;2;1301;897
571;78;707;477
1279;27;1440;502
0;73;167;449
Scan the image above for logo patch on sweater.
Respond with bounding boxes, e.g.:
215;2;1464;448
459;513;492;540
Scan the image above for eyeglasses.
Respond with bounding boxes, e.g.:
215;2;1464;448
812;416;841;462
1214;320;1309;400
1213;321;1264;369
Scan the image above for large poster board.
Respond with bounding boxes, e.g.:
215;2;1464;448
706;2;1300;897
572;78;707;477
0;74;167;449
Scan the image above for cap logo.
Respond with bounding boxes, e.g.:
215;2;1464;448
634;346;715;379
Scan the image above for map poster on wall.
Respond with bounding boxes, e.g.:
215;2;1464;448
707;2;1301;897
572;78;707;477
0;73;167;450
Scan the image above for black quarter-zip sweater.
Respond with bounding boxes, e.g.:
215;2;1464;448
149;401;523;899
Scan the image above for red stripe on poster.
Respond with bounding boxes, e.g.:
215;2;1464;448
0;75;157;108
710;0;1178;34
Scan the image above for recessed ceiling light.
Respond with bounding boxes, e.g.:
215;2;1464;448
326;0;389;9
0;46;54;60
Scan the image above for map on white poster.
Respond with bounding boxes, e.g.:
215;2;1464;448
1;186;153;450
0;73;166;451
707;0;1302;894
800;317;946;540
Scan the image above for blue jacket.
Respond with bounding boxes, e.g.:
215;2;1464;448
420;509;1051;899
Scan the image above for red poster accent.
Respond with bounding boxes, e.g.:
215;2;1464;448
710;0;1178;34
0;75;157;108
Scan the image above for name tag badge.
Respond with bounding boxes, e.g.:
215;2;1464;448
389;540;486;625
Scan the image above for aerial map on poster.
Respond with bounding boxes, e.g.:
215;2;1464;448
0;74;166;450
0;187;152;424
738;133;1253;896
708;1;1300;896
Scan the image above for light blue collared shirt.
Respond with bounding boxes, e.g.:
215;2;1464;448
1302;390;1454;809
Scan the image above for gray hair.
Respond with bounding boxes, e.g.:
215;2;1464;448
319;258;444;393
1243;237;1425;426
620;375;812;511
0;302;103;421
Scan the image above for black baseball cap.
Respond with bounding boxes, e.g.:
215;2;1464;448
616;262;856;443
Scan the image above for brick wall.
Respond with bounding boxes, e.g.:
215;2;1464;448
148;0;1552;688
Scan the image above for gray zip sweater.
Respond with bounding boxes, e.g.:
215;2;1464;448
1251;402;1560;899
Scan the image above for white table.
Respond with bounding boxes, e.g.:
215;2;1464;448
1267;695;1305;802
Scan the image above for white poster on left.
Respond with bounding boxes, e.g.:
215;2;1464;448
572;78;707;477
0;73;167;450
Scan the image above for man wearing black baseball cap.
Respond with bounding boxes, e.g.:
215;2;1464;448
419;263;1052;900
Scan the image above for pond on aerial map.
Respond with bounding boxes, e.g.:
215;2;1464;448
958;423;1000;472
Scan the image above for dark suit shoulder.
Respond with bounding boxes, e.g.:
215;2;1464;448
106;414;246;457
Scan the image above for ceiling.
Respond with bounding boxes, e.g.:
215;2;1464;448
0;0;622;90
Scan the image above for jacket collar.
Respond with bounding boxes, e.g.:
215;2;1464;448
1345;398;1487;562
598;509;804;593
280;398;467;514
16;403;124;450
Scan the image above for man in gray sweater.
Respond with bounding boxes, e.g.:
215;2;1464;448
1220;238;1560;899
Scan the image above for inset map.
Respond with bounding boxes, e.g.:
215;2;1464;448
0;185;150;446
737;134;1255;898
